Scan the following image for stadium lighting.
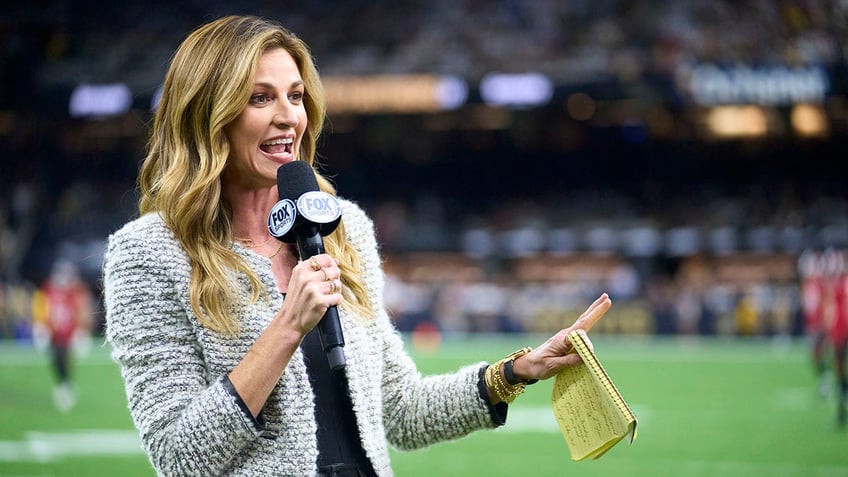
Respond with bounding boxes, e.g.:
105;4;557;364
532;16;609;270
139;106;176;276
479;72;553;108
705;105;768;138
69;83;132;118
322;74;468;114
791;103;829;138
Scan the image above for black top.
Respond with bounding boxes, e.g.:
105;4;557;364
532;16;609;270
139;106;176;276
301;326;376;476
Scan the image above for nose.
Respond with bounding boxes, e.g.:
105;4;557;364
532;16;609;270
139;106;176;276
272;102;299;129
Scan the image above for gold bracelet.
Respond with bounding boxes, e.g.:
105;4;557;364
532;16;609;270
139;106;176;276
484;362;496;390
485;363;516;403
494;363;523;403
486;347;533;404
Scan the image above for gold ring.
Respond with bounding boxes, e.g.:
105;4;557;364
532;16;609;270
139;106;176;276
310;257;321;271
329;280;337;294
321;268;330;281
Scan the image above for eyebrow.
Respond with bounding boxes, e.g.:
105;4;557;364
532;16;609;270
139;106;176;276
255;80;305;90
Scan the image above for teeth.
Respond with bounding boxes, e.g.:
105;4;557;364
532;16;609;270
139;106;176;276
261;138;293;146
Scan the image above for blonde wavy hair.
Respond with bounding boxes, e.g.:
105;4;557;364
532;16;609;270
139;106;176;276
138;15;372;334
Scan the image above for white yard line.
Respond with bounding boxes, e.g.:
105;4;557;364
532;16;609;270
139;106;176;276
0;430;142;462
498;404;650;433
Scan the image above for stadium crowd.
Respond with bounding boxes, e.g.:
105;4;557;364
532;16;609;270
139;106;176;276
1;0;847;343
2;0;846;97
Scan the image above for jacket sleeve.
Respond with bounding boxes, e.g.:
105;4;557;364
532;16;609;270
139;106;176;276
341;202;503;451
102;218;268;476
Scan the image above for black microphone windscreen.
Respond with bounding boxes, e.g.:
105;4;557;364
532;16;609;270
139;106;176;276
277;160;319;201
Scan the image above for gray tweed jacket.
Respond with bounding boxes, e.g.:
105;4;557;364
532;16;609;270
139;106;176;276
103;199;499;476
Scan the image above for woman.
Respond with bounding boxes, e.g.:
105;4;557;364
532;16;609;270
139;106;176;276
103;15;612;476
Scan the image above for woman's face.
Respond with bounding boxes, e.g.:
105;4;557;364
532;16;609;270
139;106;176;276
223;48;308;190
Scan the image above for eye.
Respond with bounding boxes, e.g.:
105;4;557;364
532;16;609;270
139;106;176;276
289;91;304;104
250;93;272;105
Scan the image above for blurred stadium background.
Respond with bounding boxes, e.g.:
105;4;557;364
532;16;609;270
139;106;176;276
1;1;847;476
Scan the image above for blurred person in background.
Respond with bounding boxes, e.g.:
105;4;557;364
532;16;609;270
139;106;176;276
821;249;847;426
4;280;36;342
103;15;612;477
32;259;94;412
799;249;830;398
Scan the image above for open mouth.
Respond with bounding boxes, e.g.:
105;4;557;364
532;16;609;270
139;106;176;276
260;137;293;155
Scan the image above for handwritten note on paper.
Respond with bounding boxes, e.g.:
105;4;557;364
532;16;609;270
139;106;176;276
551;331;637;461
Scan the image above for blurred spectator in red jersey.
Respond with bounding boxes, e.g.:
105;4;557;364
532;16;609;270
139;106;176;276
821;250;848;427
799;249;830;398
32;259;94;412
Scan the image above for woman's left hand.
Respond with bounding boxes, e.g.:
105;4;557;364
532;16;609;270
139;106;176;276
512;293;612;382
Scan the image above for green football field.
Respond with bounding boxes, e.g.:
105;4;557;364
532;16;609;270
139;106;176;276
1;335;846;477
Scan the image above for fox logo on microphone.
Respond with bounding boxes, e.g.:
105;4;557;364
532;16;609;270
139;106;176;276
297;191;342;224
267;199;297;238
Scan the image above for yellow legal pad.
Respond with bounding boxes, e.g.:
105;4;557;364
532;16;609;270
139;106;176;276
551;329;638;461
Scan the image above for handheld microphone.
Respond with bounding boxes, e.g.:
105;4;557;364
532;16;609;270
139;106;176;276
268;160;345;371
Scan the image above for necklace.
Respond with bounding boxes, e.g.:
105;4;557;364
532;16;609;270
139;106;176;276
234;234;273;248
266;241;284;259
234;234;283;259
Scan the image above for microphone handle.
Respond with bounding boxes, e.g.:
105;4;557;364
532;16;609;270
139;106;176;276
318;306;346;371
297;229;346;371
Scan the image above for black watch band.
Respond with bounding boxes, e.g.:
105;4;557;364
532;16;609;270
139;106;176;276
503;358;538;386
